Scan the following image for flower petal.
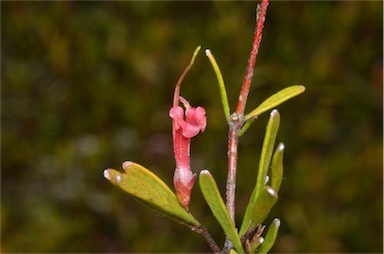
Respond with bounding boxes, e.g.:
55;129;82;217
181;122;202;138
169;106;185;130
186;106;207;132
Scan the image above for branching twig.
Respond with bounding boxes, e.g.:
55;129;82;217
225;0;269;232
196;1;269;252
192;224;221;254
235;0;269;116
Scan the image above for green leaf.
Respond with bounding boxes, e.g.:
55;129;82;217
256;218;281;254
240;85;304;135
271;143;284;193
245;85;305;121
239;117;255;136
240;110;280;235
199;170;244;253
205;49;231;120
255;110;280;199
250;186;278;230
249;237;264;254
104;161;199;226
240;186;278;237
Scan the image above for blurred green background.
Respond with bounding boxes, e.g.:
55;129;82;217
2;1;382;253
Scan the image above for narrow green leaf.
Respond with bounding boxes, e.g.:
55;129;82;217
229;249;238;254
205;49;231;120
255;110;280;199
240;186;278;237
104;161;199;226
249;237;264;254
239;117;255;137
240;110;280;235
250;186;278;229
257;218;281;254
199;170;244;253
271;143;284;193
240;188;257;236
244;85;305;121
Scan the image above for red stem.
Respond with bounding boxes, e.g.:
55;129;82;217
226;116;241;224
192;224;221;254
226;0;269;228
235;0;269;116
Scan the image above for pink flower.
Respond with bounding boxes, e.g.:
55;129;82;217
170;96;206;211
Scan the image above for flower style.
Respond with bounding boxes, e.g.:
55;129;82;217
170;96;206;211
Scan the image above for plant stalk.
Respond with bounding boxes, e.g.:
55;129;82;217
192;224;221;254
225;0;269;229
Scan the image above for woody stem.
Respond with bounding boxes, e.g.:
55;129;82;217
225;0;269;232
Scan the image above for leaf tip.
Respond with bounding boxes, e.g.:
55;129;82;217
200;170;211;176
270;109;279;116
299;85;306;91
122;161;133;171
277;142;285;151
103;169;112;180
103;169;122;185
273;218;281;227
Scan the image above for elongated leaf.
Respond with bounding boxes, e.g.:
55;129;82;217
256;218;281;254
104;161;199;226
249;237;264;254
271;143;284;193
199;170;244;253
205;49;231;120
245;86;305;121
240;110;280;235
255;110;280;200
239;117;255;136
240;185;278;236
250;186;278;229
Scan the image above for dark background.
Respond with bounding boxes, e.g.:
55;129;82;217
2;1;382;253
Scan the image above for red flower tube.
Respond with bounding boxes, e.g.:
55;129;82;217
169;96;206;210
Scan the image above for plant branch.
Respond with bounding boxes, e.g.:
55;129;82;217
235;0;269;116
225;0;269;234
192;224;221;254
226;114;241;224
